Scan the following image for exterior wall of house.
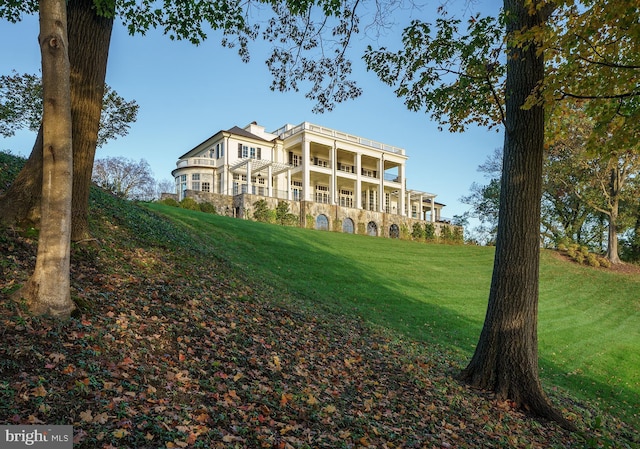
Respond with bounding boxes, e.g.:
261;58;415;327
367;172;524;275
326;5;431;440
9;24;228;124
170;121;457;238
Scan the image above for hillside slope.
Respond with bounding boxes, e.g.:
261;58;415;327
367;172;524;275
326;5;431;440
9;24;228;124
0;152;637;447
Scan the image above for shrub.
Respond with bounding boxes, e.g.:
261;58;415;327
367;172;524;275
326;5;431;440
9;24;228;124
557;243;568;252
305;214;315;229
424;223;436;241
159;197;180;208
598;256;612;268
400;224;410;239
199;202;217;214
573;252;585;264
411;223;425;240
275;201;298;226
586;253;600;267
253;199;273;223
180;197;200;211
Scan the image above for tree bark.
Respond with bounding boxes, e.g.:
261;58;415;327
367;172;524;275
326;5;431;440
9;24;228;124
0;0;114;241
67;0;114;240
460;0;574;429
606;167;621;264
13;0;75;318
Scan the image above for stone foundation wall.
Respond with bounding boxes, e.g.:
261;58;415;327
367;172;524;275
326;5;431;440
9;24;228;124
182;191;461;239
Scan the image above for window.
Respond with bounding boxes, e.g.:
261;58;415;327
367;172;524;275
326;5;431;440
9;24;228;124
192;174;200;181
389;224;400;238
238;144;249;158
202;182;210;192
315;185;330;204
339;189;353;208
316;214;329;231
289;152;301;167
292;180;303;201
216;143;224;159
367;221;378;236
192;182;200;191
249;147;261;159
342;218;354;234
385;193;391;213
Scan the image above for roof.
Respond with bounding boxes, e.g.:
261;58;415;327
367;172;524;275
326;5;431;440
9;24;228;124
178;125;276;159
225;126;276;143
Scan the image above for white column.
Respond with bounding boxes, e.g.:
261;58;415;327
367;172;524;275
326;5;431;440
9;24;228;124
302;138;310;201
267;165;273;197
399;165;405;216
419;194;424;220
246;160;252;194
331;141;337;205
378;156;385;212
431;197;436;222
287;168;292;200
356;152;362;209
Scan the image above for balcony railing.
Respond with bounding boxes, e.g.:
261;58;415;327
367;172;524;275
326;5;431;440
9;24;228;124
176;158;217;168
273;122;405;155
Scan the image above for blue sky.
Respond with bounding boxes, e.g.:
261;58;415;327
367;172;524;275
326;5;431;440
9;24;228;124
1;1;503;220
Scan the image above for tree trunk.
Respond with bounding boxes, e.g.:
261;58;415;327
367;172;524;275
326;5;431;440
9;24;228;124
606;168;621;264
67;0;114;241
460;0;573;429
13;0;75;318
0;0;114;241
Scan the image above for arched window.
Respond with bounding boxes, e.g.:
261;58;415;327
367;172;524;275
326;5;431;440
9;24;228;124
342;218;354;234
316;214;329;230
390;224;400;238
367;221;378;236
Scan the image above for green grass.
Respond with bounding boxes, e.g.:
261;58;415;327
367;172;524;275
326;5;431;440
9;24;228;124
146;202;640;429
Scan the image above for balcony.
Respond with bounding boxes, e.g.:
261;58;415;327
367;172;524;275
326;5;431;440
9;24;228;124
176;158;217;169
273;122;405;156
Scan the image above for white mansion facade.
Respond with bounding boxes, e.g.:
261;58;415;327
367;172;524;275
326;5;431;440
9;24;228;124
171;121;453;237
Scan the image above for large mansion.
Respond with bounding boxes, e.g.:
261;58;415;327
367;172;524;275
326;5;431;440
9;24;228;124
170;121;454;237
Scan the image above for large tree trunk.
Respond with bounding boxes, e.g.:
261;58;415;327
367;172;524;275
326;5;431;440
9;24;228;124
0;0;114;241
460;0;573;429
67;0;114;241
14;0;75;318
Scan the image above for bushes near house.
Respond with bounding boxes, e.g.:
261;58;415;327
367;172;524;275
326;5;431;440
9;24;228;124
159;197;180;208
199;202;217;214
180;197;200;211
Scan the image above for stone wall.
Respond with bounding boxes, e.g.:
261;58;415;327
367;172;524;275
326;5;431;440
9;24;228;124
182;191;461;239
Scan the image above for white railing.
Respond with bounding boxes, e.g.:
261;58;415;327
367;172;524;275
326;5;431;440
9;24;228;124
273;122;405;155
176;158;217;168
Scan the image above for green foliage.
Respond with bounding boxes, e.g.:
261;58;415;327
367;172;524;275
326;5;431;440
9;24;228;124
424;223;436;241
199;202;217;214
411;222;425;240
253;199;274;223
400;223;410;239
364;13;506;132
0;72;138;147
179;197;200;211
159;197;180;208
305;214;315;229
275;201;298;226
0;150;25;194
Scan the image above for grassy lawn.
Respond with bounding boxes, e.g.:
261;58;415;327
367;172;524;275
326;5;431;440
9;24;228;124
147;203;640;429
